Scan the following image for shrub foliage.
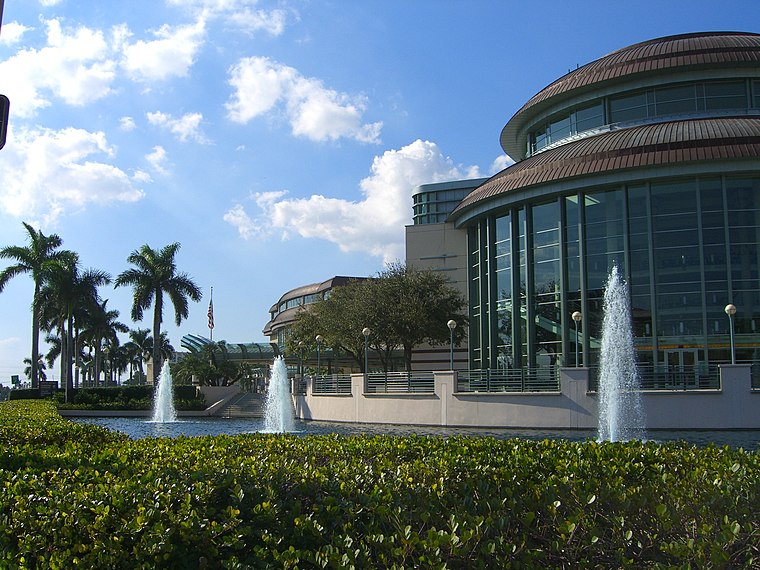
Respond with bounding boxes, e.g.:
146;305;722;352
1;400;758;568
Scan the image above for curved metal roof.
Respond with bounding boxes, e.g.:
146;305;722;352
454;116;760;220
501;31;760;158
180;334;280;361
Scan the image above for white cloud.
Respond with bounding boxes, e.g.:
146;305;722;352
166;0;290;35
226;56;382;143
147;111;209;143
223;203;259;239
132;170;153;183
146;146;170;175
0;18;115;118
0;22;33;46
121;19;206;82
490;154;515;174
228;8;289;36
119;116;137;131
224;140;479;262
0;126;145;223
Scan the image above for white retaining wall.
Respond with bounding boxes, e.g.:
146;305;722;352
293;365;760;430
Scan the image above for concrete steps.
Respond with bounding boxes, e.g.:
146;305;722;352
220;393;266;418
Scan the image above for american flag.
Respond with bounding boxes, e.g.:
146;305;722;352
207;298;214;330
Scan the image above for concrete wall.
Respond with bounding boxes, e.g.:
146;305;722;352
293;365;760;430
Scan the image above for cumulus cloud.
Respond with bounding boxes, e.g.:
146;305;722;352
0;126;145;223
147;111;209;143
166;0;290;35
224;140;480;262
119;116;137;131
120;19;206;82
226;56;382;143
0;22;33;46
0;18;115;118
146;146;170;175
490;154;515;174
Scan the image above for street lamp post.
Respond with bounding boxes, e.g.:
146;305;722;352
447;320;457;370
298;341;304;387
362;327;371;373
725;304;737;364
572;311;583;367
315;335;323;379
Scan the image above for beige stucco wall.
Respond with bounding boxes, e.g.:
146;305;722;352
293;366;760;430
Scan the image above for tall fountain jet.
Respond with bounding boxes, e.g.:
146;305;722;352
264;356;295;433
152;361;177;423
597;264;645;441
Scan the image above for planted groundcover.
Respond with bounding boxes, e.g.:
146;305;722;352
0;401;758;568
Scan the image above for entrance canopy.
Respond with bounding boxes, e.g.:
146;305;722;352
181;334;280;363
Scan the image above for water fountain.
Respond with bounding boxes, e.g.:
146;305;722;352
151;361;177;423
597;264;646;441
264;356;295;432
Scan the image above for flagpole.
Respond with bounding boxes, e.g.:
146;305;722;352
208;287;214;341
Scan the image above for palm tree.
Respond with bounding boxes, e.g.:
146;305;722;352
23;357;47;383
39;258;110;394
0;222;75;388
80;299;128;385
124;328;152;384
114;243;201;383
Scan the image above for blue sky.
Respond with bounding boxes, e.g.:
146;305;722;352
0;0;758;384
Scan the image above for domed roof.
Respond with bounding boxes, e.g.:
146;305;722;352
501;32;760;158
456;116;760;221
525;32;760;113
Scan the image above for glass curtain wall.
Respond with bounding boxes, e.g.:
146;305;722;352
467;175;760;371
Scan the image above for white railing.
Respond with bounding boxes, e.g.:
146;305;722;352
365;372;435;394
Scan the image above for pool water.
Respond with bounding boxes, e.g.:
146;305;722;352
72;416;760;448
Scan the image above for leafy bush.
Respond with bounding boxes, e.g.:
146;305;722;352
1;400;758;568
55;385;205;411
8;389;41;401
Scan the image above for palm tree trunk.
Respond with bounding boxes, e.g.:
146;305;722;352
152;293;163;384
66;315;75;393
31;285;41;389
59;316;68;395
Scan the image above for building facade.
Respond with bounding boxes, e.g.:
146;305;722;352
448;32;760;377
406;179;486;369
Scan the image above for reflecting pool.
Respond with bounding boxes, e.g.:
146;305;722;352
72;417;760;448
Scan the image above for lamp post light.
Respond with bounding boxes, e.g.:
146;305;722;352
725;304;737;364
362;327;371;374
298;341;304;385
447;319;457;370
572;311;583;367
315;335;323;379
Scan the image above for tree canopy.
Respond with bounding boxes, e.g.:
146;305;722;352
287;263;467;372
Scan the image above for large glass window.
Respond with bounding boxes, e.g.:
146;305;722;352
652;180;702;338
529;103;605;153
726;177;760;336
609;91;650;123
532;202;562;368
494;214;513;368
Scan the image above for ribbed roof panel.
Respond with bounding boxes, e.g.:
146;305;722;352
455;117;760;216
519;32;760;116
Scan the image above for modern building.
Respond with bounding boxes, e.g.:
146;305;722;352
406;178;487;369
262;276;366;346
442;31;760;378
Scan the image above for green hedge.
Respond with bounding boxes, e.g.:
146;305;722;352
55;385;206;411
7;388;41;401
1;400;758;568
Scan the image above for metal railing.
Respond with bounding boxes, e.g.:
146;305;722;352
365;372;435;394
293;377;307;395
751;363;760;391
457;368;560;393
589;364;721;391
312;374;352;395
